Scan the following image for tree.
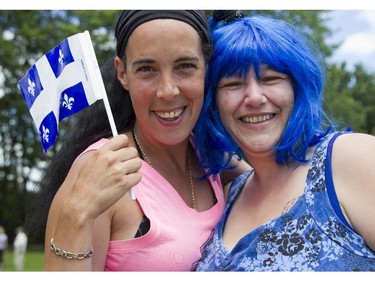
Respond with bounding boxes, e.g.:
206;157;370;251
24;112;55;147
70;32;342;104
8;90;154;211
0;10;118;242
351;64;375;135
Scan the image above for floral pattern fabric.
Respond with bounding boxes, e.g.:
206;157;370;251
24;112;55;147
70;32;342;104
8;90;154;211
195;132;375;271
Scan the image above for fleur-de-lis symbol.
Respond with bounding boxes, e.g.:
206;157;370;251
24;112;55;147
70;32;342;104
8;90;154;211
58;49;65;65
62;93;75;110
27;77;36;96
42;125;50;143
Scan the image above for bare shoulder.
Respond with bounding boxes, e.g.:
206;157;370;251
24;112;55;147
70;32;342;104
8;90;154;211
331;133;375;250
331;132;375;190
332;132;375;166
334;132;375;147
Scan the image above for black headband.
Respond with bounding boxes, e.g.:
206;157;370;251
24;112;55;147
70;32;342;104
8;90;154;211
212;10;244;24
115;10;211;58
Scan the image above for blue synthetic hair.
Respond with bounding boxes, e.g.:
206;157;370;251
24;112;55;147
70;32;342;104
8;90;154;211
194;14;332;177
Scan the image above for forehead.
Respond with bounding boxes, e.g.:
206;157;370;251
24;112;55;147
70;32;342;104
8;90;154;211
125;19;202;61
128;19;199;45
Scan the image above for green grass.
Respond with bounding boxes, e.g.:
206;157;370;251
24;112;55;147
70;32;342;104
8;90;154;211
2;248;44;271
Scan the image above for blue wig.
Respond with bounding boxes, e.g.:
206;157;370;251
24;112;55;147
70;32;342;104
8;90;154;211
194;14;332;177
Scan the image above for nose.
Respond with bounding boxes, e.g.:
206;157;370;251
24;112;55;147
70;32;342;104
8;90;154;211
156;73;180;100
243;80;267;107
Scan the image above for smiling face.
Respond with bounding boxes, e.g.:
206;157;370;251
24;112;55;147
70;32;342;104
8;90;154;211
115;19;206;146
216;65;294;158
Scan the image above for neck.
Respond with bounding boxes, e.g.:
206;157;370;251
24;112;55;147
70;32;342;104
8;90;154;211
132;125;196;209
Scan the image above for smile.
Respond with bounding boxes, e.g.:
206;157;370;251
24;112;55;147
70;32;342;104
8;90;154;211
154;108;184;120
241;114;274;124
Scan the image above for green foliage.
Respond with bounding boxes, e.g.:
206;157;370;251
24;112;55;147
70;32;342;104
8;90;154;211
3;248;44;271
0;10;374;246
324;62;375;134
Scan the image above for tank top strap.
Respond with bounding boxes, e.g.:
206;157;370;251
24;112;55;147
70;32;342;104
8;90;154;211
304;131;375;255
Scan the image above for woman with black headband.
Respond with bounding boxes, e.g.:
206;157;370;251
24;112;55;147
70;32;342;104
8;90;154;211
28;10;248;271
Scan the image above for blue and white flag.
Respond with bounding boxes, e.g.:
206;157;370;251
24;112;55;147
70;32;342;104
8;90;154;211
19;31;107;154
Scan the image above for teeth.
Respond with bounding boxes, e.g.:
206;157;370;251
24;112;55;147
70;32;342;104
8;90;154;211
242;114;273;124
155;108;183;119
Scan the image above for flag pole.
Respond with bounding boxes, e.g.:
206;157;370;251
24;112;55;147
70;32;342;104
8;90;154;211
83;31;136;201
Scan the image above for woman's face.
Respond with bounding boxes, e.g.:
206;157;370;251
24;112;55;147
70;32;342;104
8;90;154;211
116;19;206;146
216;65;294;158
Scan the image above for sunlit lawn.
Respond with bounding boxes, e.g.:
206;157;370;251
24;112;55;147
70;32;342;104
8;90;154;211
3;248;44;271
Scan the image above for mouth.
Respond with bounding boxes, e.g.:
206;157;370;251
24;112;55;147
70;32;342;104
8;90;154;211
241;113;274;124
153;107;184;121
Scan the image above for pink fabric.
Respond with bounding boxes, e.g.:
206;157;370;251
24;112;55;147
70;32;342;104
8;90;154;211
81;137;225;271
81;138;109;153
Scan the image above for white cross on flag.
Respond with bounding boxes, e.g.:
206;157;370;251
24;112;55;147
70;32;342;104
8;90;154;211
18;31;106;154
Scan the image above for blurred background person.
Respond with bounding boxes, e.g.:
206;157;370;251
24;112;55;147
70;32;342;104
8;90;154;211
13;226;28;271
0;225;8;270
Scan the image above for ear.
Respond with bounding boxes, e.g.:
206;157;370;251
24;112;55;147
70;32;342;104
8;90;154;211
114;56;129;90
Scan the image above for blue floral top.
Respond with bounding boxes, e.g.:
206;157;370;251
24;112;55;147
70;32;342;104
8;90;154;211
195;132;375;271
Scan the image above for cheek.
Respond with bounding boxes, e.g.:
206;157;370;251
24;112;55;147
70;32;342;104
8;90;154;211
181;77;205;101
279;90;294;114
128;84;152;111
127;77;157;103
216;90;239;113
269;83;294;112
216;92;236;124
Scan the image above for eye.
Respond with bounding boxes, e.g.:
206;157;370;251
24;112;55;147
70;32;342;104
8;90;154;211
218;77;244;90
262;75;283;83
177;63;196;70
175;63;199;77
223;82;242;88
136;65;155;73
261;72;288;85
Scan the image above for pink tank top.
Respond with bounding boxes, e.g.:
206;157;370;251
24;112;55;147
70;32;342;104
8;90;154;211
82;137;225;271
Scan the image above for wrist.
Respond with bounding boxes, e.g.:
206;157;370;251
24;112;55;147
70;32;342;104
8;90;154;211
49;238;93;260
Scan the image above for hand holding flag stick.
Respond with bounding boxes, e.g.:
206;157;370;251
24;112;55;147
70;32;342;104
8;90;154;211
18;31;136;200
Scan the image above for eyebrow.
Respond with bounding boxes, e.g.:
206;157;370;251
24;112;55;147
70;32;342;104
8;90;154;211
132;56;200;67
175;56;200;63
260;64;273;71
132;58;155;67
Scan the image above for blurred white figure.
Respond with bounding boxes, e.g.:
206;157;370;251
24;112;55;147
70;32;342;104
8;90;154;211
13;226;27;271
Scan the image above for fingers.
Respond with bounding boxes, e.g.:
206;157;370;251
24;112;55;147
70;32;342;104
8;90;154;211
68;134;142;218
93;134;142;190
102;134;130;153
101;134;139;162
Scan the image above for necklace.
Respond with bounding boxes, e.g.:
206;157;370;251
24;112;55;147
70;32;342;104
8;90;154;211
187;153;196;209
132;127;196;209
132;127;152;166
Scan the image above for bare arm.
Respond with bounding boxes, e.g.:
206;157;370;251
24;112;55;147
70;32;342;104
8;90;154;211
332;133;375;251
44;134;141;271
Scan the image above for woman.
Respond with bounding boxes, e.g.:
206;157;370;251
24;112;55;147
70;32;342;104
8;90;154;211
195;11;375;271
26;10;240;271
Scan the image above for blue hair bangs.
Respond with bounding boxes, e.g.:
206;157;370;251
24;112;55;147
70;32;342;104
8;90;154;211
209;17;312;82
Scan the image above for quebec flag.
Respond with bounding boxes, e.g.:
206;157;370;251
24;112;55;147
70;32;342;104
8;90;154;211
18;31;104;154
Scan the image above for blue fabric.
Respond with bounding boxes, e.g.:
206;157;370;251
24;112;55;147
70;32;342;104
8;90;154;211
195;132;375;271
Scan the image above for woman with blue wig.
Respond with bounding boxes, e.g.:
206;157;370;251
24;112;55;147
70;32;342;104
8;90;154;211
194;11;375;271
